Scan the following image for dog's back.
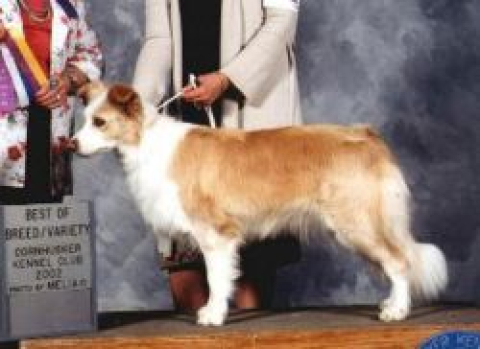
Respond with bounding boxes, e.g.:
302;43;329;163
169;123;396;237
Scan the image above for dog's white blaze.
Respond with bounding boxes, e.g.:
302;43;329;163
75;92;117;154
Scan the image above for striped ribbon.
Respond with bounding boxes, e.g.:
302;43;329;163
3;27;48;101
0;45;29;108
0;53;18;114
0;0;78;106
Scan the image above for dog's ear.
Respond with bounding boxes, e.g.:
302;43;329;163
107;84;142;118
77;80;107;105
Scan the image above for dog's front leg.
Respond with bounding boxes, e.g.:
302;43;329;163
196;233;240;326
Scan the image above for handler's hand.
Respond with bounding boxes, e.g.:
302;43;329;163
0;24;7;42
35;74;71;110
182;72;230;107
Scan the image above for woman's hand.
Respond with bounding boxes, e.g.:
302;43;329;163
182;72;230;107
35;74;71;110
0;24;7;42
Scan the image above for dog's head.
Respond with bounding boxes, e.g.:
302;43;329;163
71;82;144;155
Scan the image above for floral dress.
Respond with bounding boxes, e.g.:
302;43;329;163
0;0;102;195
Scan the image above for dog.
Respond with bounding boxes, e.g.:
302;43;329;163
71;82;448;326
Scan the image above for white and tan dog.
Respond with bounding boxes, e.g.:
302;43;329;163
71;82;448;326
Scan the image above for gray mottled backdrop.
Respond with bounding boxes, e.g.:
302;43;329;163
76;0;480;312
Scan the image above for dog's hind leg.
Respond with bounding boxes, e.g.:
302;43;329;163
194;229;240;326
355;237;410;321
374;167;447;320
322;207;411;322
370;246;411;321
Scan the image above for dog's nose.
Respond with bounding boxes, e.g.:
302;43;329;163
65;138;79;153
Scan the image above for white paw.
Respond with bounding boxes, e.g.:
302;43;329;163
379;303;409;322
197;304;227;326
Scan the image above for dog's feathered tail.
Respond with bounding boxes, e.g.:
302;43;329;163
409;243;448;299
380;164;448;300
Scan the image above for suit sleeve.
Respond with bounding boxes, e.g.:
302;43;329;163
132;0;172;103
220;6;298;107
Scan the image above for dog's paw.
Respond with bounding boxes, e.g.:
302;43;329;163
197;304;227;326
378;303;409;322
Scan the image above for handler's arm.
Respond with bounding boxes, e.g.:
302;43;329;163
220;5;298;107
67;0;103;81
132;0;172;103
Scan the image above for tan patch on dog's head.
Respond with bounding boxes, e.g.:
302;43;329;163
93;84;144;145
107;84;143;119
73;82;147;154
85;84;144;146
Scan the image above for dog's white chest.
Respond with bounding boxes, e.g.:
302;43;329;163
121;120;194;236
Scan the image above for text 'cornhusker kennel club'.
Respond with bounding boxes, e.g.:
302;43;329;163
5;204;92;295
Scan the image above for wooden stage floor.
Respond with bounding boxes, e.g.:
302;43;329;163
20;304;480;349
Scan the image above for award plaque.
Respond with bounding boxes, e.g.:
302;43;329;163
0;199;96;341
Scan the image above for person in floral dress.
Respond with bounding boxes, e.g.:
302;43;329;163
0;0;102;204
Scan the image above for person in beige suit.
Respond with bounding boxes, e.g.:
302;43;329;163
133;0;302;312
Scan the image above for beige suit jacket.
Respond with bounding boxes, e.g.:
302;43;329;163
133;0;302;130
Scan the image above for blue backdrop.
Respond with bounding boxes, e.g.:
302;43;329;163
74;0;480;311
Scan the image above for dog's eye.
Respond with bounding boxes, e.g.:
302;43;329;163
92;116;106;128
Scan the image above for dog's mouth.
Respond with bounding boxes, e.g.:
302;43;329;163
66;138;115;157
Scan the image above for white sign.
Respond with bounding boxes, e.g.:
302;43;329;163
4;203;92;294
